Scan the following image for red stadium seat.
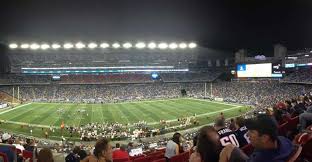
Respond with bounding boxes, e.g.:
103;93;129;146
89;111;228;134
22;150;34;162
278;122;288;136
169;151;189;162
152;158;166;162
130;154;145;161
241;144;254;156
113;158;130;162
133;156;152;162
286;116;299;131
0;152;9;162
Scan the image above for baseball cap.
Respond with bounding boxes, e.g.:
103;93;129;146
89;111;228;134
245;114;278;137
2;133;11;141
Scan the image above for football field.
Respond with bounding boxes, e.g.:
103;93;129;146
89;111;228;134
0;98;251;140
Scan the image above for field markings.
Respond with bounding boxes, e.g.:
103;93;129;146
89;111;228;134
0;98;245;129
147;105;243;125
0;103;32;115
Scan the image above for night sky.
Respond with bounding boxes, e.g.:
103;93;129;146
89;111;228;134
1;0;312;53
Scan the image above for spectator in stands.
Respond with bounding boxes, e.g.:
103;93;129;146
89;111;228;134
220;114;294;162
234;117;249;148
127;142;134;153
165;132;182;161
65;146;80;162
189;126;222;162
23;138;36;152
38;148;54;162
0;133;16;162
81;138;112;162
299;105;312;132
215;118;239;147
113;143;120;151
229;118;237;131
112;144;129;160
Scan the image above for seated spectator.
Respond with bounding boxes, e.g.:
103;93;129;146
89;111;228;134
229;118;237;131
0;133;16;162
23;138;35;152
112;144;129;160
234;117;250;148
189;126;222;162
215;118;239;147
219;114;294;162
299;105;312;132
165;132;182;160
81;138;112;162
38;148;54;162
113;143;120;151
65;146;80;162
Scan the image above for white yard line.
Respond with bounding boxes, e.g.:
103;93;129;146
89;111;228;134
0;103;32;115
187;98;242;106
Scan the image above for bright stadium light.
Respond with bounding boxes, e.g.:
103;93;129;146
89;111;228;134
148;42;156;49
100;43;109;48
158;42;168;49
21;43;30;49
30;43;40;50
9;43;18;49
52;43;61;49
64;43;74;49
123;42;132;49
88;43;98;49
40;44;50;50
75;42;86;49
112;43;121;48
169;43;178;49
135;42;146;49
179;43;187;49
188;42;197;48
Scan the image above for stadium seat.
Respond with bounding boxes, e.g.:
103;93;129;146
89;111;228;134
169;151;189;162
22;150;34;162
133;156;152;162
278;122;288;136
113;158;130;162
152;158;166;162
129;154;145;161
0;152;9;162
286;145;302;162
241;144;254;156
286;116;299;131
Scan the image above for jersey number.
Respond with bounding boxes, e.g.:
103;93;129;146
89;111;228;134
220;134;240;147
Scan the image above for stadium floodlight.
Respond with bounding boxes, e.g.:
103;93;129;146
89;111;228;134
305;54;309;57
21;43;30;49
188;42;197;48
148;42;156;49
75;42;86;49
88;43;98;49
52;43;61;49
112;43;121;48
100;43;110;48
40;44;50;50
64;43;74;49
123;42;132;49
158;42;168;49
30;43;40;50
169;43;178;49
9;43;18;49
179;43;187;49
135;42;146;49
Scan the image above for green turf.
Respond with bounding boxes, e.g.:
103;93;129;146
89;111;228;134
0;98;252;140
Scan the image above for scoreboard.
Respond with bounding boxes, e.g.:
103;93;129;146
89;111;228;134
236;63;284;78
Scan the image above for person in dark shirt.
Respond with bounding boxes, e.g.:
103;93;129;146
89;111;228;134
215;118;240;147
219;114;294;162
234;117;249;148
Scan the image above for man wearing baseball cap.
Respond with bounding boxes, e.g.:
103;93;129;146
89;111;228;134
245;114;293;162
219;114;294;162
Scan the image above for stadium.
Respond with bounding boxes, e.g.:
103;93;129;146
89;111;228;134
0;1;312;162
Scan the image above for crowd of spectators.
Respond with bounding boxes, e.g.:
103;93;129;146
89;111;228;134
282;68;312;84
